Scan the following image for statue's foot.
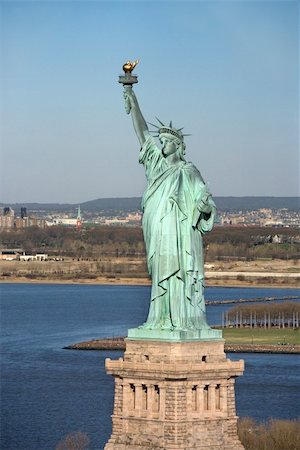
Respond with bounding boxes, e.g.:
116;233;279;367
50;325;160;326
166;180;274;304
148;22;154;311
160;320;173;330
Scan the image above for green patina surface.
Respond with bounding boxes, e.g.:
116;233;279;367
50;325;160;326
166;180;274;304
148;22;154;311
122;82;221;341
128;327;222;341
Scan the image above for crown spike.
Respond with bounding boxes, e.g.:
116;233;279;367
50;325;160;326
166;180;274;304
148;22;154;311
148;122;160;129
169;120;173;128
155;117;165;127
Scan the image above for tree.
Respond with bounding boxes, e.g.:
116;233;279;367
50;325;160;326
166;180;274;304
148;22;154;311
55;431;90;450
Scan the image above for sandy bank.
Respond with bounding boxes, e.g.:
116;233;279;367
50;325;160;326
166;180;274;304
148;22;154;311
1;258;298;288
0;276;151;286
1;276;297;289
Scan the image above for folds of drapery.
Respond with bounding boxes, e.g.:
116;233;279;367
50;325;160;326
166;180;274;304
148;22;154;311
139;136;216;329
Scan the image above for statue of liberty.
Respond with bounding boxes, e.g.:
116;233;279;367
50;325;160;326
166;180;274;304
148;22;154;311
121;66;221;340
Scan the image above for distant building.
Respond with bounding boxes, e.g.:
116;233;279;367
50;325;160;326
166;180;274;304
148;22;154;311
15;218;26;228
21;207;27;219
19;253;48;261
15;217;46;229
103;218;130;225
76;206;82;230
0;249;21;260
0;207;15;229
0;206;46;229
47;208;84;228
29;217;45;228
50;218;78;226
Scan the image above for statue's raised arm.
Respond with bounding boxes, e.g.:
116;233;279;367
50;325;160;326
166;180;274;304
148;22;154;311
123;87;149;146
118;60;149;146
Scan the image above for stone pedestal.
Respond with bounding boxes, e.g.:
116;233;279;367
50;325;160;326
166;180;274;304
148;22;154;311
104;339;244;450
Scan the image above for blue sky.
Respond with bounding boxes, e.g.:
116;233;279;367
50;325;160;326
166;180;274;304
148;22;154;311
1;0;299;203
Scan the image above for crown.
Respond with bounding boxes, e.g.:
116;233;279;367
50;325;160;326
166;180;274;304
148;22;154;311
148;118;190;142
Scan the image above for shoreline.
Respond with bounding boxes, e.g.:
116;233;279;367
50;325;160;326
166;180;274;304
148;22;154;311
1;276;298;289
63;337;300;354
0;276;151;286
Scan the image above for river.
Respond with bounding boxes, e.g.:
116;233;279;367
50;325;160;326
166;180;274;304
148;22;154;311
0;284;299;450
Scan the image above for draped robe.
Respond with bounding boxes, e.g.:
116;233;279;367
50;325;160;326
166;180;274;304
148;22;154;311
139;136;216;331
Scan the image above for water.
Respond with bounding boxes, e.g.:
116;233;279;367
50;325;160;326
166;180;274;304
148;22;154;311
1;284;299;450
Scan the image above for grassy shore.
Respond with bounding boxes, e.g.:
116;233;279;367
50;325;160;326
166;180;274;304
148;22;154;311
222;327;300;345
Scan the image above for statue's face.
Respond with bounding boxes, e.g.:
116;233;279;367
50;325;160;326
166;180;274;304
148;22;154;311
160;135;177;157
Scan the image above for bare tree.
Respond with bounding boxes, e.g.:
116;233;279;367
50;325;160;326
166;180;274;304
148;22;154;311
55;431;90;450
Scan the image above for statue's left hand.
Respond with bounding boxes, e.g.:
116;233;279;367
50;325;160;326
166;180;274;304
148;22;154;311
199;193;212;214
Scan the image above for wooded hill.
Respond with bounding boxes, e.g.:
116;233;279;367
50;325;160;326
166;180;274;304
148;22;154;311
1;196;299;213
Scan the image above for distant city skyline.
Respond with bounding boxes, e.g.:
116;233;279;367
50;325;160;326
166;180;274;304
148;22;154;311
1;0;299;203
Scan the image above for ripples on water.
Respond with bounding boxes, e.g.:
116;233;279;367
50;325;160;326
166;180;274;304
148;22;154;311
1;284;299;450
